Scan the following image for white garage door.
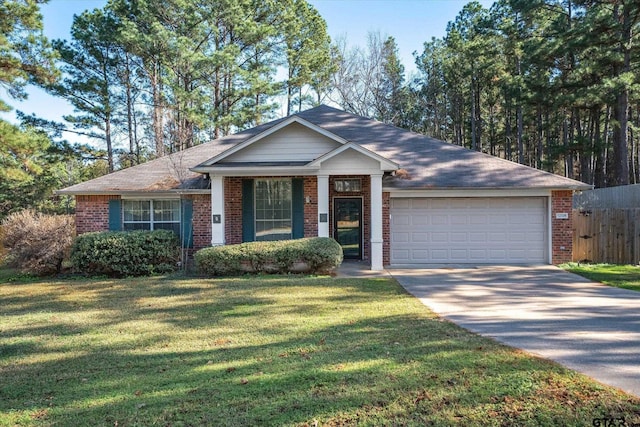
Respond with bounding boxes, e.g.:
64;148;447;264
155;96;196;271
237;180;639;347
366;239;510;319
390;197;547;264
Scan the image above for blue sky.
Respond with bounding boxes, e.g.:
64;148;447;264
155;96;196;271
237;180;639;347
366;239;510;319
2;0;494;132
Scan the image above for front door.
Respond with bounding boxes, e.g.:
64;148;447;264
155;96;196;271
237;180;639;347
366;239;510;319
334;198;362;259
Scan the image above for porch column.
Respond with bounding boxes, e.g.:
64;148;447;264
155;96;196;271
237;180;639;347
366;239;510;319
211;175;225;246
370;174;384;271
317;175;329;237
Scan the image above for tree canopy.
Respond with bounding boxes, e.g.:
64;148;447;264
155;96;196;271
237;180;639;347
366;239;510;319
3;0;640;218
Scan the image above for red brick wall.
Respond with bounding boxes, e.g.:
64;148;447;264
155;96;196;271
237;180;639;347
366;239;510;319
75;195;119;234
303;176;318;237
329;175;370;260
551;190;573;264
188;194;211;250
383;191;390;266
225;177;243;245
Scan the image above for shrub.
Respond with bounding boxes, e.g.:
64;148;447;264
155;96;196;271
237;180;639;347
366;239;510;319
195;237;343;276
70;230;180;277
1;210;75;275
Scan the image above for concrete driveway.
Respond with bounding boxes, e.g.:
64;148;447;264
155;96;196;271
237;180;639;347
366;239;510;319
390;265;640;397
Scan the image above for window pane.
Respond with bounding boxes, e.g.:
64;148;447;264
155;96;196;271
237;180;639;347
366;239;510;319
154;222;180;235
335;179;362;192
154;200;180;222
123;200;150;222
123;222;150;231
123;200;180;239
255;179;292;241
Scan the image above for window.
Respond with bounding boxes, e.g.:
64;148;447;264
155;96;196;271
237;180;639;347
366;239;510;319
123;200;180;235
334;179;362;192
255;179;292;241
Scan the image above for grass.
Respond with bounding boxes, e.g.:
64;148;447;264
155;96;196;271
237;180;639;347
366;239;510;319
1;269;639;426
562;263;640;292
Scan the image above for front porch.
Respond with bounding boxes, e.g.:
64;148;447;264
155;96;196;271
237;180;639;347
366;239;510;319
208;174;387;271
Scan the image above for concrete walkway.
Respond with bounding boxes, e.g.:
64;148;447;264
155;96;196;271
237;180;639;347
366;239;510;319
390;265;640;397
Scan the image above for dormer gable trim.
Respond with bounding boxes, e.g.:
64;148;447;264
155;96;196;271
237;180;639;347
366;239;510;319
308;142;399;171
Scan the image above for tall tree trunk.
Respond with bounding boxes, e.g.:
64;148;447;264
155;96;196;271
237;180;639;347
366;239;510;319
516;103;523;164
470;77;477;151
563;114;573;179
536;104;543;169
152;61;164;157
505;96;512;161
611;2;631;186
594;106;606;188
124;53;136;164
105;116;114;172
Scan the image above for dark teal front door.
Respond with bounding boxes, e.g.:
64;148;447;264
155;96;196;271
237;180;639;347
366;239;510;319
334;198;362;259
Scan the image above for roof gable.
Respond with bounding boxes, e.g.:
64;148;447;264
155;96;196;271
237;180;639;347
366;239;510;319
197;115;348;167
308;142;398;172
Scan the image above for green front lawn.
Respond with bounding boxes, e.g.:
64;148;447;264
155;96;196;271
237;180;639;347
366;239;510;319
562;263;640;292
1;270;639;426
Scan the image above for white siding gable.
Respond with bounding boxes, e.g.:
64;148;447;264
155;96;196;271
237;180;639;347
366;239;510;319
222;122;341;163
318;148;383;174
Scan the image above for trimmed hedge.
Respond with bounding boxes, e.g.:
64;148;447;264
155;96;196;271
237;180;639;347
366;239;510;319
70;230;180;277
195;237;343;276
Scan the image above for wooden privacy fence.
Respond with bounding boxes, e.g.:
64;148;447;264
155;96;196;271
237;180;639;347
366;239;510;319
572;208;640;265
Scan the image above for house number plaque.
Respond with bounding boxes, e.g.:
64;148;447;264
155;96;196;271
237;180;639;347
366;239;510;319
212;214;222;224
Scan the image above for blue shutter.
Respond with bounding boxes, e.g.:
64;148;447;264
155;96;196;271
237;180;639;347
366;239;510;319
181;198;193;248
292;178;304;239
242;179;254;242
108;199;122;231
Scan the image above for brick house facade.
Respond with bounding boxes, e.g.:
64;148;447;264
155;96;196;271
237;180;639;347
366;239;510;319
63;105;591;269
74;190;575;266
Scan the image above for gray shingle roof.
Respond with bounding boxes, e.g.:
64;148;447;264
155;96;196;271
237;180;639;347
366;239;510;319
296;105;590;190
58;104;590;194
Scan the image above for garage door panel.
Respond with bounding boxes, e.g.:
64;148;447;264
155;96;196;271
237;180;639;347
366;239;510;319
525;233;544;243
470;215;488;225
411;199;430;209
412;232;428;242
430;249;448;261
393;199;411;209
469;249;488;260
450;215;469;225
488;232;507;242
469;232;487;242
390;197;547;264
392;248;409;261
393;232;409;243
432;232;447;243
412;215;429;225
431;215;449;225
393;215;410;226
510;231;526;241
450;232;468;243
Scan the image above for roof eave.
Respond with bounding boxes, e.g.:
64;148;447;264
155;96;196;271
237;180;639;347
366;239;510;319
190;164;320;176
55;189;211;196
383;184;593;192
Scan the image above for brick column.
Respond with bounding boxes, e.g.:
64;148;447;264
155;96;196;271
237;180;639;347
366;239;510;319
190;194;211;250
382;192;390;267
551;190;573;264
304;176;318;237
